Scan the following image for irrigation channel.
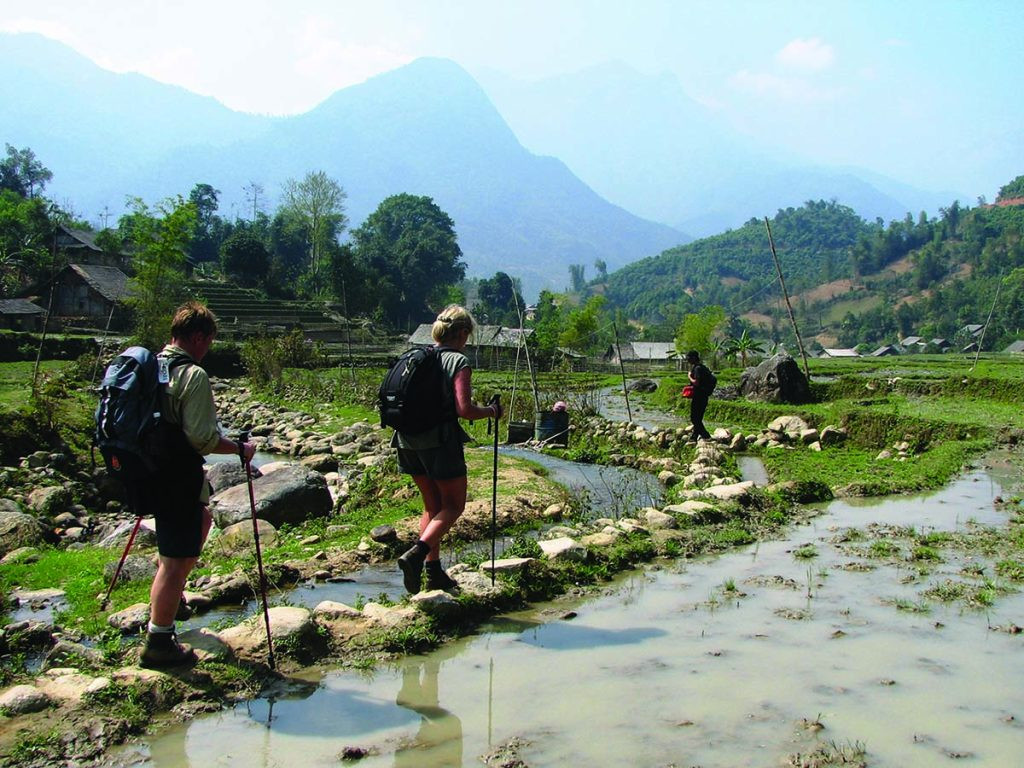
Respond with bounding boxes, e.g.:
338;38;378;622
118;388;1023;767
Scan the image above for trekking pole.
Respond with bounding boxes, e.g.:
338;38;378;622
100;514;142;609
240;432;276;671
488;395;500;586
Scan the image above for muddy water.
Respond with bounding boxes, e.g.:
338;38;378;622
129;462;1024;767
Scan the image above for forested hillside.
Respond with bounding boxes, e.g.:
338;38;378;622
600;177;1024;352
604;200;874;323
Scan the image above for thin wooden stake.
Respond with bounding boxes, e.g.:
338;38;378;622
613;322;633;422
764;218;811;380
971;270;1003;372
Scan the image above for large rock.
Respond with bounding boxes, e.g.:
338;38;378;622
27;485;71;517
739;353;811;404
0;684;51;714
218;606;326;664
206;461;255;494
0;505;48;557
210;465;332;528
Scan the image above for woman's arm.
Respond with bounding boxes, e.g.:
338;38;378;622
453;368;503;420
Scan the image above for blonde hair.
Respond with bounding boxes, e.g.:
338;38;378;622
431;304;475;343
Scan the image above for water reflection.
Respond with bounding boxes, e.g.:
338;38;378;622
394;655;463;767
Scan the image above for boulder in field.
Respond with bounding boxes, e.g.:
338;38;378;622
739;354;811;404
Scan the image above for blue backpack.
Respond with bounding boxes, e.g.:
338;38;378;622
94;347;190;498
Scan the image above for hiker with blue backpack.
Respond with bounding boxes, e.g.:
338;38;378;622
98;301;255;667
382;305;502;594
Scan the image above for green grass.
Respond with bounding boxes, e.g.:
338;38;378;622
0;546;150;635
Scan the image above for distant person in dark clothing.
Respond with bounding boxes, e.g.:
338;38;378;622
686;350;713;440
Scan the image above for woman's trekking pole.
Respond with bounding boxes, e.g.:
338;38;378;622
489;395;500;586
100;514;142;609
240;433;276;671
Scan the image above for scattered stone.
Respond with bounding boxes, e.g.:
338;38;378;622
0;684;51;714
369;525;398;545
102;554;156;584
216;519;279;555
218;606;326;664
0;507;49;556
538;537;587;562
644;509;677;530
107;603;150;634
481;557;534;575
410;589;461;618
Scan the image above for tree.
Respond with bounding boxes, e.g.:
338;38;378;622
675;304;726;358
0;145;52;198
120;197;196;348
559;295;608;355
187;183;225;263
569;264;586;293
282;171;347;297
726;328;766;367
220;230;270;287
476;271;524;326
0;189;52;296
350;194;464;328
594;259;607;281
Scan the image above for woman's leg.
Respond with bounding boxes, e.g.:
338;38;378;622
417;475;468;560
411;474;442;543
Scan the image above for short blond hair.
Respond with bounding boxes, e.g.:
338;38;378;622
431;305;475;344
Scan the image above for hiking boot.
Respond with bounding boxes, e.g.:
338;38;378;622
398;544;427;594
174;597;193;621
425;566;459;592
139;631;197;668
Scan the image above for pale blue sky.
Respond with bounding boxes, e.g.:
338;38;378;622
2;0;1021;198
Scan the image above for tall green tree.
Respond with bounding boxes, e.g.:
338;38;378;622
220;230;270;287
569;263;586;293
559;295;608;355
675;304;726;358
0;190;52;296
726;328;765;367
351;194;464;328
0;144;52;199
120;197;196;348
282;171;347;297
187;183;227;263
476;271;524;326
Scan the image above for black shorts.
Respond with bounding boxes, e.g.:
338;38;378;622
135;460;206;558
397;441;467;480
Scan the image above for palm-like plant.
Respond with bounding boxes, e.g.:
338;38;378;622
727;329;766;367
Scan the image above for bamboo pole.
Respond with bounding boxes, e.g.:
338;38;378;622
971;271;1003;372
612;322;633;422
764;218;811;379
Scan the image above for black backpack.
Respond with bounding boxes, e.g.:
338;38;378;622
378;346;455;434
703;368;718;395
94;347;190;499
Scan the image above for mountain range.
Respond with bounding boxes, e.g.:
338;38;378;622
0;33;685;299
477;62;960;236
2;33;958;299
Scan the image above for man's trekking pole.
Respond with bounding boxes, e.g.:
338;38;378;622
488;395;500;586
240;432;276;671
100;514;142;609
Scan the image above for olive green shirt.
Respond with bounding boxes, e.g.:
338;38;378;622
160;344;222;456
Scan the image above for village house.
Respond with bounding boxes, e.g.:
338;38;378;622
819;347;860;358
47;263;130;328
0;298;46;331
603;341;679;367
406;324;534;370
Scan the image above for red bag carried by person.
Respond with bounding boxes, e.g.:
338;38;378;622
681;385;694;398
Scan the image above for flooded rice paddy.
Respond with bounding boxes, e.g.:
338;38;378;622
124;459;1024;767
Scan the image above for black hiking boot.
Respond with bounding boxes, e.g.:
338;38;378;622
425;562;459;592
140;631;197;668
398;543;427;594
174;597;193;621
